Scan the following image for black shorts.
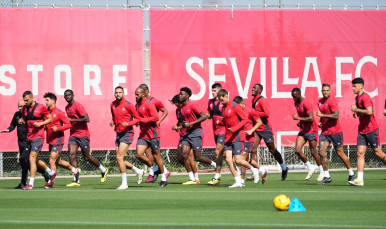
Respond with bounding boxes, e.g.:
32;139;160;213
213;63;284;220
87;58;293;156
214;134;225;145
115;132;134;146
68;136;90;151
224;142;243;155
319;133;343;148
28;138;44;153
254;129;274;144
298;133;317;142
137;138;160;150
243;141;253;153
181;128;204;151
49;144;64;153
357;128;380;149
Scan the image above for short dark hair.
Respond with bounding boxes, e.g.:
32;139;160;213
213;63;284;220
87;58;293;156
212;83;222;89
217;89;228;98
254;83;264;91
291;87;301;94
233;96;243;104
352;78;364;85
322;83;330;88
115;86;124;92
171;95;180;104
180;87;192;97
44;92;57;102
139;84;149;91
64;89;73;95
22;91;33;98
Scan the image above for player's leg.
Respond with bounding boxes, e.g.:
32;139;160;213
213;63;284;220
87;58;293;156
208;139;224;185
234;142;260;184
183;148;200;185
262;130;288;180
18;141;29;188
247;134;262;181
181;145;195;183
176;140;184;165
369;129;386;166
245;141;267;184
240;151;248;181
309;138;324;181
331;133;355;183
318;134;332;185
151;143;168;188
294;135;316;180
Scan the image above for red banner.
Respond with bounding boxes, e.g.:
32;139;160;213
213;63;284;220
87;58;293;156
150;9;386;148
0;8;143;151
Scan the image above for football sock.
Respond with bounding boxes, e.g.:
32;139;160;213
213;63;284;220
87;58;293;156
318;165;324;174
236;166;241;176
163;165;168;173
259;168;265;174
194;173;199;180
210;161;216;169
280;163;287;170
99;165;106;173
188;172;195;181
305;161;313;171
121;173;127;185
149;167;154;176
45;168;54;176
234;176;241;184
324;171;330;178
131;166;141;174
29;177;35;186
214;173;221;179
274;150;284;164
71;167;77;173
348;169;354;176
357;172;364;181
161;173;166;182
152;165;158;172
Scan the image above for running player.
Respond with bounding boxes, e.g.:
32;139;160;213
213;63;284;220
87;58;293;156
291;88;324;181
217;89;260;188
134;87;168;188
19;91;54;190
43;92;80;188
110;86;144;190
170;95;200;184
64;89;108;186
251;84;288;181
138;84;170;183
233;96;268;185
207;83;226;185
316;84;355;185
177;87;217;180
349;78;386;186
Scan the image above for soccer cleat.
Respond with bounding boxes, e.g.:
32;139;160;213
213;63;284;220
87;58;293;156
348;179;364;186
318;177;332;185
305;168;316;180
207;178;221;185
137;170;145;185
241;182;245;187
74;168;81;183
316;173;324;182
165;171;172;180
246;176;254;181
157;180;168;188
182;180;200;185
347;173;356;184
66;182;81;187
261;169;268;184
43;173;50;183
44;185;53;189
15;183;25;189
22;184;34;190
152;170;160;183
229;183;243;188
145;175;153;183
281;167;289;181
49;171;57;186
116;184;128;190
42;182;51;189
101;167;109;183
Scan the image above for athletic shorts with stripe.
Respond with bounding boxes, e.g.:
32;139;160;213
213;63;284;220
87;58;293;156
224;142;243;155
68;136;90;151
49;144;64;153
243;141;253;153
137;138;160;150
214;134;225;145
28;138;44;153
298;133;317;142
115;132;134;146
181;128;204;151
254;129;274;144
357;128;380;149
319;133;343;148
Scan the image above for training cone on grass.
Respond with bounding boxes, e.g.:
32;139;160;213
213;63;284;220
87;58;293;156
288;198;306;212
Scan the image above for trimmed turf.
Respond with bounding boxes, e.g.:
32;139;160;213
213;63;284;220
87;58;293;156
0;170;385;229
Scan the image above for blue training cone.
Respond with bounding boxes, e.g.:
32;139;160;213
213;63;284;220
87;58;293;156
288;198;306;212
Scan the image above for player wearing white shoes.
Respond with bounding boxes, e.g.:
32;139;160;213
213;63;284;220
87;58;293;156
291;88;324;181
217;90;260;188
316;84;355;185
233;96;268;185
349;78;386;186
110;86;145;190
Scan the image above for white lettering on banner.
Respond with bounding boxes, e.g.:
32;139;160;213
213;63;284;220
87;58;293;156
27;65;43;95
54;65;72;95
113;65;128;95
282;57;299;85
229;57;256;98
84;65;102;95
208;58;227;99
259;57;267;98
301;57;322;97
186;57;206;100
0;65;16;96
355;56;378;98
271;57;293;98
335;57;354;98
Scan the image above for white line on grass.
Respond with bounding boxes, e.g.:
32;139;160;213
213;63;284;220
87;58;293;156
0;220;385;228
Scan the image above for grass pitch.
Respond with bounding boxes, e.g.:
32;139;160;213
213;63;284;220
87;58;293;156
0;170;385;229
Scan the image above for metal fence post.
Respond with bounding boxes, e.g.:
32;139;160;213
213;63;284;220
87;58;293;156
279;0;283;8
0;151;3;177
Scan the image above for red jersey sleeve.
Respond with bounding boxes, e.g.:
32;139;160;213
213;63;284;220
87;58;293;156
110;103;115;121
191;102;203;116
56;112;72;131
154;100;165;111
362;94;373;108
304;100;313;114
329;99;339;112
22;106;27;118
249;109;261;122
126;104;140;126
230;105;248;133
140;103;159;123
40;105;50;117
76;103;87;117
257;99;270;118
207;100;212;113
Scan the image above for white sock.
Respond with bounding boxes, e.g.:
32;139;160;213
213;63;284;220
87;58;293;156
149;167;154;176
318;165;324;174
358;172;364;181
305;161;313;171
99;165;106;173
348;169;354;176
259;168;265;174
324;171;330;178
280;163;286;170
131;166;141;174
210;161;216;169
71;167;77;173
236;166;241;176
188;172;195;181
251;167;258;176
45;168;54;176
241;179;245;183
214;173;221;179
152;165;159;172
121;173;127;185
234;176;241;183
29;177;35;186
161;173;166;182
73;174;76;181
194;173;199;180
163;165;168;173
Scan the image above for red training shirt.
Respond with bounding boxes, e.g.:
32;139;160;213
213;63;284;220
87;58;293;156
46;107;71;145
22;103;50;141
136;98;160;140
317;96;342;136
355;93;378;134
243;105;261;142
177;100;203;130
65;101;90;138
149;96;165;113
252;95;272;131
295;98;318;134
111;98;140;133
222;101;248;142
207;99;226;136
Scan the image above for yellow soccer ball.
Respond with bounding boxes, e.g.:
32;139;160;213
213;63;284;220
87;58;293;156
273;195;291;211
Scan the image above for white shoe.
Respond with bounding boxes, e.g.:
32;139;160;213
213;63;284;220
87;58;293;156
116;184;128;190
316;173;324;182
137;170;145;185
252;169;260;184
241;182;245;187
229;183;243;188
305;169;316;180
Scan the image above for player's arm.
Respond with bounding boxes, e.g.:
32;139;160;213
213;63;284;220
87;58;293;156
69;113;90;123
34;114;53;127
1;112;18;133
257;99;270;118
351;103;372;116
158;107;168;125
293;112;314;122
54;113;72;132
139;104;159;123
110;105;115;127
245;118;262;136
182;103;207;128
123;105;141;127
230;106;248;133
206;100;212;119
317;110;339;120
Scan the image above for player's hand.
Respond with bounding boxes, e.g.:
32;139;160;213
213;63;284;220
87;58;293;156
316;110;323;118
68;118;74;123
206;113;212;119
353;113;357;119
318;122;322;128
51;126;58;132
18;118;25;125
172;125;178;131
33;122;42;128
122;121;128;127
383;110;386;117
0;129;10;133
109;121;114;127
292;114;299;120
157;121;161;126
351;103;357;112
183;121;192;128
228;128;233;133
297;122;301;127
245;130;253;136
